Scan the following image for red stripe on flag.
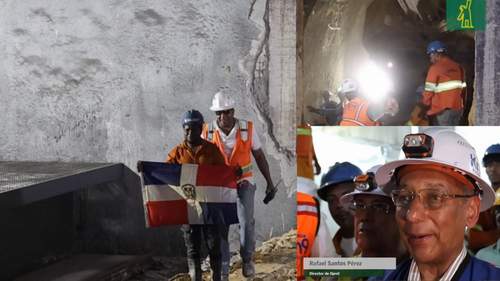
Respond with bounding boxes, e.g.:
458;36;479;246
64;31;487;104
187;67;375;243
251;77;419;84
196;164;237;188
147;200;188;226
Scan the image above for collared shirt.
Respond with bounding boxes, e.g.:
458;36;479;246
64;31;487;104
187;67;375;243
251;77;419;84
166;139;225;165
214;119;261;157
214;119;261;183
476;239;500;267
408;245;467;281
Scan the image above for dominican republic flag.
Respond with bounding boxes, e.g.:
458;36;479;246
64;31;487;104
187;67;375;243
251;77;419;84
139;161;238;227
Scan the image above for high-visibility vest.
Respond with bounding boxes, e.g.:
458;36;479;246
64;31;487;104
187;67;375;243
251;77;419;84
297;124;315;179
423;57;466;116
297;191;320;281
202;120;253;180
339;97;380;126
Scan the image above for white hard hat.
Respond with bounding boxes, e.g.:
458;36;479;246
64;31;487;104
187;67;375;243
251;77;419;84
340;165;390;207
375;128;495;212
338;78;358;94
210;91;235;111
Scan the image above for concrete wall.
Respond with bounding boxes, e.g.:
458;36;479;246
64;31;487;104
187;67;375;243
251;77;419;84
475;0;500;125
0;0;296;258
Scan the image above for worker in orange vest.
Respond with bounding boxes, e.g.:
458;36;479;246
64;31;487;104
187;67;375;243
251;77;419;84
202;91;276;279
339;79;399;126
422;41;466;126
296;123;321;280
468;144;500;252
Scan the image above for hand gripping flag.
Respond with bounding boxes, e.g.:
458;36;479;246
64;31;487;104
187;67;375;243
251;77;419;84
138;161;238;227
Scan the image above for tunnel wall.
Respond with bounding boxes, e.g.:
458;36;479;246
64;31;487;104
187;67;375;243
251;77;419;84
475;0;500;125
0;0;296;258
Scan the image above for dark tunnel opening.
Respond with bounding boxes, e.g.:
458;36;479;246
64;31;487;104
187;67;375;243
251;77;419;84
300;0;476;125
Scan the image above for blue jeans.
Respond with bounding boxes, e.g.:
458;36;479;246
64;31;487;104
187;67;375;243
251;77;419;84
221;180;256;274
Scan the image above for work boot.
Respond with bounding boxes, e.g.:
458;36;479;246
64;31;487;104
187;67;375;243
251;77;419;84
242;261;255;277
187;258;202;281
201;256;210;272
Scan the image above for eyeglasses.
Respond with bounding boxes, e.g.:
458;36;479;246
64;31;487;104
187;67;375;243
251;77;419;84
391;188;478;210
349;201;394;214
215;109;233;116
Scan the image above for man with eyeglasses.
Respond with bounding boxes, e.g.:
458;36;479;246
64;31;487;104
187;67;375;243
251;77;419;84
468;144;500;253
375;128;500;281
340;165;407;262
202;91;276;279
317;162;362;257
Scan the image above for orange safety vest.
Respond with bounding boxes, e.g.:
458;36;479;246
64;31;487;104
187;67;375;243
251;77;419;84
296;191;320;281
202;119;253;180
297;124;315;179
422;57;466;116
339;97;380;126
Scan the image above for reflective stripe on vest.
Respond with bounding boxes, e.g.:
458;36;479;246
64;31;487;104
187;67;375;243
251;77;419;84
297;127;311;136
297;192;320;281
202;119;253;180
425;80;466;93
341;118;367;126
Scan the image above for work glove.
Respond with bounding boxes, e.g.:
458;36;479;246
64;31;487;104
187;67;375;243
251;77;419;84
263;183;278;204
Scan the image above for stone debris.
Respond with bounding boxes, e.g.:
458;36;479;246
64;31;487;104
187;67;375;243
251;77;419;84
130;229;296;281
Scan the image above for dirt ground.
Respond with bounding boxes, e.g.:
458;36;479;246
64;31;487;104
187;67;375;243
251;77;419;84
129;230;296;281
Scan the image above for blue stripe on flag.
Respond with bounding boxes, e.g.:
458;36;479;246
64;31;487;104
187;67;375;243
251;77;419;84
199;202;239;225
142;162;181;186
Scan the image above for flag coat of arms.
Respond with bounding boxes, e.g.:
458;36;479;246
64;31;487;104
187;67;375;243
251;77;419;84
139;161;239;227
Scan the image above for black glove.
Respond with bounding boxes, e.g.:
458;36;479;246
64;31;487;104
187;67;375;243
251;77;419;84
263;184;278;204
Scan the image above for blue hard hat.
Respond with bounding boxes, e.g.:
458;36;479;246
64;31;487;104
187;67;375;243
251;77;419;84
182;109;204;126
317;162;362;200
483;144;500;166
427;41;447;55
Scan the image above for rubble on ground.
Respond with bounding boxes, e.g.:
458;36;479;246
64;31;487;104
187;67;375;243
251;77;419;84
129;229;296;280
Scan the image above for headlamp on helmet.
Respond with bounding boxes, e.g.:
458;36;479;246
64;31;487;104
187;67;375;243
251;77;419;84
354;172;376;192
403;133;434;158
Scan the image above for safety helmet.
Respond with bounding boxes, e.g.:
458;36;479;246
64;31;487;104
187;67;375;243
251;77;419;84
376;128;495;211
210;91;235;111
338;79;358;94
317;162;362;200
340;165;390;207
181;109;204;127
483;144;500;166
426;41;446;55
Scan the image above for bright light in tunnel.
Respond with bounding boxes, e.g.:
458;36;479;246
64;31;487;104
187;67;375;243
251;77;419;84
357;61;394;103
387;61;394;68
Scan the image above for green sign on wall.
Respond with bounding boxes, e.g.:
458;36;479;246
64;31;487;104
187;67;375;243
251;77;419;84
447;0;486;31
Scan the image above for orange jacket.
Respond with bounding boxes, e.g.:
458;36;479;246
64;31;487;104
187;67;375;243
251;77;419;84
297;191;320;281
423;57;466;116
202;120;253;180
166;140;225;165
297;124;316;179
340;97;380;126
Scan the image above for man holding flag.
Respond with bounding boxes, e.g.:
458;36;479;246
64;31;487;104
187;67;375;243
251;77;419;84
165;109;228;281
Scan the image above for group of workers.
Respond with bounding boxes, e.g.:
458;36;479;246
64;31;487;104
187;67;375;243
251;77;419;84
308;40;468;126
297;128;500;280
166;91;277;281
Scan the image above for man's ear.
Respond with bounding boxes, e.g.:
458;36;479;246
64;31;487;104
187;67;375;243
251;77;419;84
465;196;481;228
